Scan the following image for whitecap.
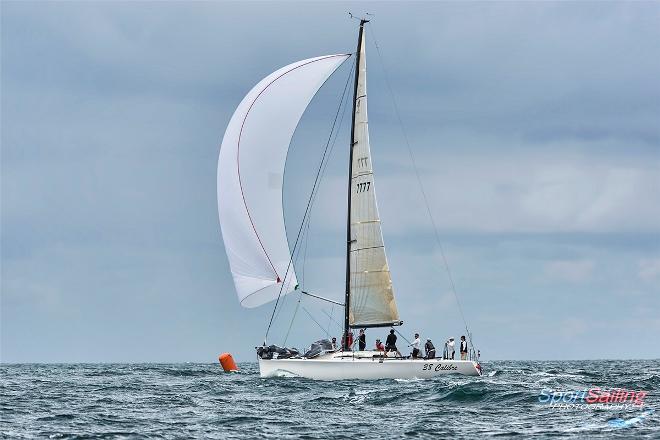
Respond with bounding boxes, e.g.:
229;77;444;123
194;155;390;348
272;370;300;378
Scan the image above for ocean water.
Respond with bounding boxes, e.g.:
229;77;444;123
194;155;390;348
1;360;658;439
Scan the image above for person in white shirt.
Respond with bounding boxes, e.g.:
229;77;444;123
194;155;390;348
409;333;421;359
446;337;455;360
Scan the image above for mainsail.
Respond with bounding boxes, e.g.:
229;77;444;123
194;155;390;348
218;54;349;308
348;28;401;327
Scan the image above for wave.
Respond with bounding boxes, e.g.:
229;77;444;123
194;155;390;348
271;369;300;378
4;361;659;439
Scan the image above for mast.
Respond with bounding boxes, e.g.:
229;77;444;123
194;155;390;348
344;19;368;350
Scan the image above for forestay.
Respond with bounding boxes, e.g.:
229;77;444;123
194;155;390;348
348;32;401;327
218;54;350;308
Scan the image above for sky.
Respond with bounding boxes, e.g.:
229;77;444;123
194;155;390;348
1;1;659;363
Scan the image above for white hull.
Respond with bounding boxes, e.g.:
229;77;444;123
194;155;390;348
258;351;481;380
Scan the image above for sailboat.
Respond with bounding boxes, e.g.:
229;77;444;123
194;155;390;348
217;19;482;379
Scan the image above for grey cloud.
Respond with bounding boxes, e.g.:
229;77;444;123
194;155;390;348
2;1;659;362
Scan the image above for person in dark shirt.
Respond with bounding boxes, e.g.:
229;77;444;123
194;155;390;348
385;329;401;357
460;335;468;360
358;329;366;351
424;339;436;359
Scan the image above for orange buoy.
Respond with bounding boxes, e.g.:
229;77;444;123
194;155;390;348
219;353;238;372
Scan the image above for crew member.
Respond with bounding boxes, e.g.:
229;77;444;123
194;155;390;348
424;338;436;359
331;337;337;351
341;332;354;350
385;329;401;357
375;339;384;351
358;329;366;351
460;335;468;360
446;337;455;360
409;333;421;359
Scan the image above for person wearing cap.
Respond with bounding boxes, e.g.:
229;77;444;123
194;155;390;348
446;337;455;360
331;337;337;351
375;338;384;351
424;338;436;359
409;333;421;359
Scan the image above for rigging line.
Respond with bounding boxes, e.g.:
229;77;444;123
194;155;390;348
368;24;476;352
393;327;412;346
275;57;355;329
278;221;313;342
301;211;311;287
283;293;303;346
278;202;315;335
278;214;312;329
273;212;309;325
326;305;335;335
289;60;354;328
278;227;309;338
301;291;344;306
273;58;352;326
301;306;330;335
321;308;344;332
264;56;356;344
279;58;356;345
300;57;355;218
272;57;354;328
309;57;355;210
276;61;355;323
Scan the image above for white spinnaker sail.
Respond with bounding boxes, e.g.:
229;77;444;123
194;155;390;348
218;54;350;308
349;32;401;327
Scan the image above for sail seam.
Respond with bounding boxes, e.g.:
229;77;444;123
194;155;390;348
351;172;373;178
237;54;349;282
350;245;384;252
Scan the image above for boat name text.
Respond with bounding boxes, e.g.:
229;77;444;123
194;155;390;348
421;363;458;371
